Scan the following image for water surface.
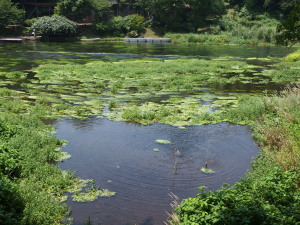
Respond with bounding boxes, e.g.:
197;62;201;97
0;41;294;71
55;118;259;225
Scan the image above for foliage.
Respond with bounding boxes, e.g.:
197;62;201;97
1;47;300;224
245;0;295;17
55;0;110;22
0;176;23;225
176;158;300;224
94;14;145;37
136;0;225;32
32;15;78;41
124;14;145;34
172;80;300;224
276;3;300;46
165;10;279;45
284;50;300;61
0;0;24;27
0;114;73;224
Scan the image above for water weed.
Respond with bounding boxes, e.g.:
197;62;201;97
200;168;216;174
156;139;171;144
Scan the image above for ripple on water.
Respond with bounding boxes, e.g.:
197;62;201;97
55;118;259;225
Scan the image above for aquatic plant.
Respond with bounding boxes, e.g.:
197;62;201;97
200;167;216;174
108;99;118;110
156;139;171;144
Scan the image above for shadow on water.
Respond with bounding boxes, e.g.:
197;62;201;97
55;118;259;225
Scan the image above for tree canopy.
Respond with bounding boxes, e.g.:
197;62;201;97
276;3;300;46
55;0;111;22
0;0;24;27
136;0;225;32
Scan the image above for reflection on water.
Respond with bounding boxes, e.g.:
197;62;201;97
0;41;294;71
55;118;259;225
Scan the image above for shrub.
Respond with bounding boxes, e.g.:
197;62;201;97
32;15;78;41
123;14;145;35
176;159;300;225
284;51;300;61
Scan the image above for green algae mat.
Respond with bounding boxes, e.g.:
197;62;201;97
1;57;299;126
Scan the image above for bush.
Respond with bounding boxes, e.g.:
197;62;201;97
32;15;78;41
123;14;145;35
284;51;300;61
176;158;300;225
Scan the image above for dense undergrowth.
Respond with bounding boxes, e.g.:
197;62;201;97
0;112;115;224
165;9;279;45
1;51;300;224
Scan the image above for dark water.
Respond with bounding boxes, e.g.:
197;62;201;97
55;118;259;225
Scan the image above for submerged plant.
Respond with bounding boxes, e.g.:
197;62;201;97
71;179;115;202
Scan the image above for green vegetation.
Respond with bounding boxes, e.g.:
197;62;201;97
276;3;300;46
136;0;225;32
0;0;298;46
0;0;24;28
0;0;25;35
156;139;172;144
0;113;73;224
168;59;300;224
94;14;146;37
0;57;294;125
55;0;110;22
177;158;300;224
0;112;115;224
32;15;78;41
200;168;216;174
1;46;300;224
166;9;279;45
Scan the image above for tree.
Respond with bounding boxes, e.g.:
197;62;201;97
276;3;300;46
0;0;24;28
55;0;111;22
136;0;225;32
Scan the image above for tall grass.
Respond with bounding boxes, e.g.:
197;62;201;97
165;12;278;45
